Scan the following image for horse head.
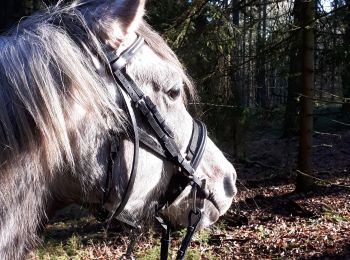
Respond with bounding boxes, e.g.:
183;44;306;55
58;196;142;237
73;0;237;229
0;0;236;258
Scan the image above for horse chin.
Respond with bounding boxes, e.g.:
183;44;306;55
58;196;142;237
161;197;221;231
197;199;220;229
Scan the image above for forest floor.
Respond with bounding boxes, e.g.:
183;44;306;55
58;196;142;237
29;122;350;259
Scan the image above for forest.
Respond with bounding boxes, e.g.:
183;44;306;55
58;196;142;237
0;0;349;259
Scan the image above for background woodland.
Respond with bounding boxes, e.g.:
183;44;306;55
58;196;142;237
1;0;349;258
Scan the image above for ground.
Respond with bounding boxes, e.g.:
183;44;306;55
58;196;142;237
29;114;350;259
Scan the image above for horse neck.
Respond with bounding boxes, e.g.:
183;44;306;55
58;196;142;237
0;157;48;259
0;122;110;259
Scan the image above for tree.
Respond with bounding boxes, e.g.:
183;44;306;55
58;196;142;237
342;0;350;112
256;0;268;108
283;1;302;137
296;0;316;192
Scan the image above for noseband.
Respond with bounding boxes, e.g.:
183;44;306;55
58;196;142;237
101;36;208;259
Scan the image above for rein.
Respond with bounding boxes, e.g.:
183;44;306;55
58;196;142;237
102;35;208;259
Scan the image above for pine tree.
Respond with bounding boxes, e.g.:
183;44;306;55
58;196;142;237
296;0;316;192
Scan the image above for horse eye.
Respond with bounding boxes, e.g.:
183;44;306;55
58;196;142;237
167;88;181;100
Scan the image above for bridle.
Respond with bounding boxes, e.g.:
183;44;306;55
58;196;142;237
100;35;209;260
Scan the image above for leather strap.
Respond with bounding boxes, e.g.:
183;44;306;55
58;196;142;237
186;120;207;169
107;86;140;223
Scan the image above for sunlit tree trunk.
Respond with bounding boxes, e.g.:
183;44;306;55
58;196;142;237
296;0;315;192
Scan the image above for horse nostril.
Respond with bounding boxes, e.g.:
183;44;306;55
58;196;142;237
223;175;235;197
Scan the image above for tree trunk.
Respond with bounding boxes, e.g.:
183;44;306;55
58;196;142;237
342;0;350;113
296;0;315;192
242;7;247;106
331;0;339;102
284;1;302;137
255;0;268;108
248;5;254;107
230;0;245;160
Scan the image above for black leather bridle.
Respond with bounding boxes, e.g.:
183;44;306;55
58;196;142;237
101;35;209;260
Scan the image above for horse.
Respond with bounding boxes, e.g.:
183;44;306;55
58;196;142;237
0;0;237;259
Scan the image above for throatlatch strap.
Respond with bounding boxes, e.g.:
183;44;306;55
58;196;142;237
108;87;140;221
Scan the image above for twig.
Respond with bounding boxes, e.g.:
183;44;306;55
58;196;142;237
296;170;350;189
298;93;346;105
188;102;238;108
314;131;342;139
312;144;333;148
331;120;350;127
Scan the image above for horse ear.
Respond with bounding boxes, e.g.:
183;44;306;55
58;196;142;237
92;0;146;48
113;0;145;32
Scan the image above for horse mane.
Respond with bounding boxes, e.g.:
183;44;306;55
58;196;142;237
0;1;195;174
0;3;124;256
0;2;123;173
